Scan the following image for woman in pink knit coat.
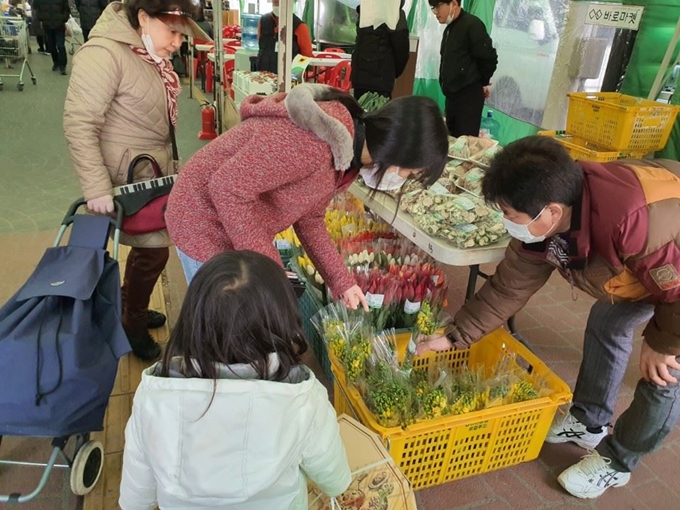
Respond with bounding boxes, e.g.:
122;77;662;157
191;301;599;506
165;84;448;310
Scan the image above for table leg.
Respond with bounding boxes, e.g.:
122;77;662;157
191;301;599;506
465;264;480;302
508;315;532;350
199;54;206;92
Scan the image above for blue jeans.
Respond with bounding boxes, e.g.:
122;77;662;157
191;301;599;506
176;248;203;284
571;301;680;472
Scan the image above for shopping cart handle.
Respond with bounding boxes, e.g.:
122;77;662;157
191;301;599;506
61;198;124;231
56;199;124;260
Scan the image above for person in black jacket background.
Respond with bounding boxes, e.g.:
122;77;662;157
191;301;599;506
34;0;71;74
26;0;48;53
257;0;313;74
351;1;410;101
430;0;497;137
75;0;109;41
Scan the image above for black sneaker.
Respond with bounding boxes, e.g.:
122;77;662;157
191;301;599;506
125;329;161;362
147;310;167;329
52;64;58;71
60;68;67;75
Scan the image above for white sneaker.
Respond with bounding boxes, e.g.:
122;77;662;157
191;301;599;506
544;410;607;450
558;451;631;499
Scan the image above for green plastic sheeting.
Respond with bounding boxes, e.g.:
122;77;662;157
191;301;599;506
302;0;315;40
465;0;494;33
616;1;680;160
413;78;445;108
483;106;541;145
659;85;680;161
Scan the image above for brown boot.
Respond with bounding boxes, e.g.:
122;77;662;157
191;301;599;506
121;247;169;361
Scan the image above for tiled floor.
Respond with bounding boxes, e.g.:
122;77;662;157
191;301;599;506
1;44;679;510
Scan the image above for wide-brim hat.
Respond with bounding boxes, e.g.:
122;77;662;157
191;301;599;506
157;10;213;41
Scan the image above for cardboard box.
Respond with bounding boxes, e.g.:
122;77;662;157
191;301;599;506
308;415;417;510
392;36;419;99
222;95;241;132
222;10;240;27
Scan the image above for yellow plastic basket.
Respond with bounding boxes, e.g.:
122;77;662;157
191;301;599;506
566;92;680;152
538;130;648;163
331;329;572;490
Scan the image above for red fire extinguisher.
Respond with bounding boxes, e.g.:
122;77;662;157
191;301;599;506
198;101;217;140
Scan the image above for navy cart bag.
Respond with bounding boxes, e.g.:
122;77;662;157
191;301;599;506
0;201;131;437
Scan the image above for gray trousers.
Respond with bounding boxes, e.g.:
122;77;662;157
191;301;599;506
570;301;680;472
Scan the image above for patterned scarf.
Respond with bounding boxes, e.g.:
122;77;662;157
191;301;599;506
546;234;570;269
548;234;579;300
129;46;181;126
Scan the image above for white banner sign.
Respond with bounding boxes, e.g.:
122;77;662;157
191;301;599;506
585;4;645;31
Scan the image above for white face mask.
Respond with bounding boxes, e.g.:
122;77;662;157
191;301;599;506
272;6;280;16
360;165;408;191
502;207;555;244
445;4;458;24
141;25;163;63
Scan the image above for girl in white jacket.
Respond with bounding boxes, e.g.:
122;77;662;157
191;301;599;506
119;250;352;510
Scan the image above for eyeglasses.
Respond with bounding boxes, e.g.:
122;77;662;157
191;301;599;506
430;2;447;13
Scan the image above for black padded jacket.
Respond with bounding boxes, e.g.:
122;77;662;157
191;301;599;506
439;10;497;96
351;6;410;95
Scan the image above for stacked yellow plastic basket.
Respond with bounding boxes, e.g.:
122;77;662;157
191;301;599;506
540;92;680;161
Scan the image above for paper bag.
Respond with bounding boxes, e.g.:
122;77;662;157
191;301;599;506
222;96;241;132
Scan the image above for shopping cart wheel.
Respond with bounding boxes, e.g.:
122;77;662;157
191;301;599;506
70;440;104;496
17;82;24;92
31;77;37;85
69;46;75;55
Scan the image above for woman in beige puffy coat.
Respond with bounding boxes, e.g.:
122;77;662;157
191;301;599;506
63;0;209;361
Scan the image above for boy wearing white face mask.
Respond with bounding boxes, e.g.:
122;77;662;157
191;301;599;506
429;0;497;137
417;135;680;501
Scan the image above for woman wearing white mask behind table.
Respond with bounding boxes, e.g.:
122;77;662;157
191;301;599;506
63;1;211;362
164;85;449;311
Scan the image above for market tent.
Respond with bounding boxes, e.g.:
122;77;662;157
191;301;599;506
406;0;680;152
406;0;541;145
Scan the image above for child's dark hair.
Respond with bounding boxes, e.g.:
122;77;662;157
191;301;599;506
125;0;200;29
317;89;449;189
159;251;308;382
482;135;584;217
